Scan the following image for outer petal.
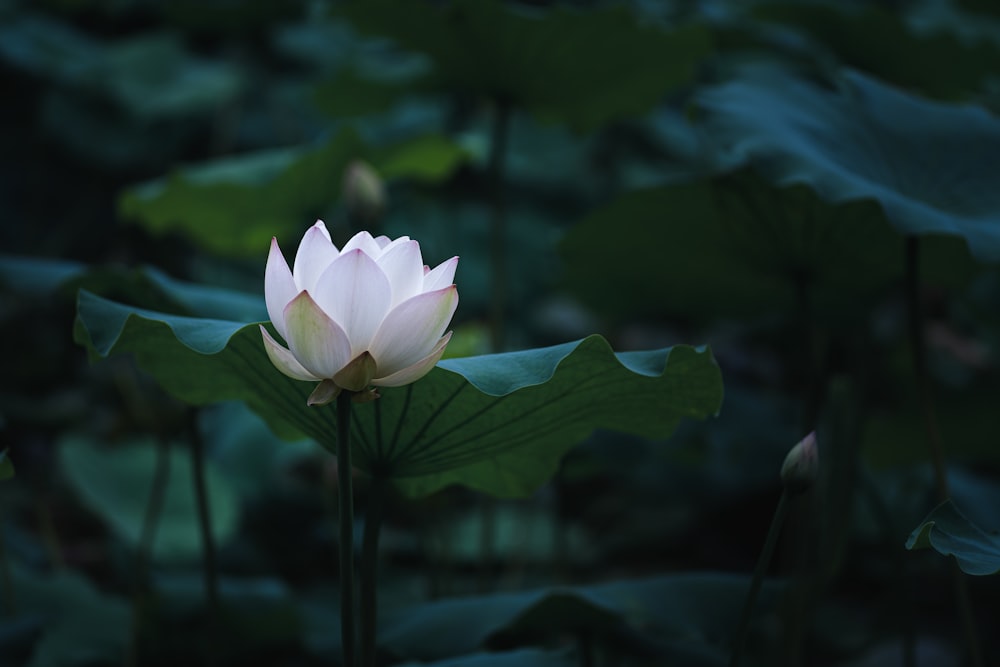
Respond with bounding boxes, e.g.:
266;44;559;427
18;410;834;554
373;332;452;387
368;285;458;376
312;249;393;355
422;256;459;292
376;239;424;306
260;325;321;381
341;231;383;258
265;238;299;341
283;291;353;378
293;221;339;293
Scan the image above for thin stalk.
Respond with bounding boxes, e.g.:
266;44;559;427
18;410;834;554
730;490;790;667
189;411;219;667
903;236;982;667
360;475;387;667
0;507;15;617
337;391;357;667
125;434;172;667
487;99;512;352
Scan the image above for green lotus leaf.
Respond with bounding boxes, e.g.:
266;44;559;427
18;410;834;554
906;499;1000;575
74;290;722;498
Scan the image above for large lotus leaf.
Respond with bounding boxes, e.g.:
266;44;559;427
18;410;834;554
752;3;1000;99
560;171;976;322
74;291;722;498
336;0;710;132
395;649;575;667
697;67;1000;262
59;435;240;562
379;572;772;663
906;499;1000;575
118;128;469;256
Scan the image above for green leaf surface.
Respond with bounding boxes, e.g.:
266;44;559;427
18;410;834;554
59;436;240;561
118;128;469;256
74;290;722;498
337;0;711;131
906;499;1000;575
380;573;770;662
560;171;976;322
697;67;1000;262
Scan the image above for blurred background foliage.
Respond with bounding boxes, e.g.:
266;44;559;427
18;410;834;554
2;0;1000;665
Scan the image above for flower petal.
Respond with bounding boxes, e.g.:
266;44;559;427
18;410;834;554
265;238;299;341
283;291;353;378
376;239;424;306
341;230;383;258
374;332;452;387
293;221;339;293
312;249;393;355
368;285;458;377
260;325;321;381
423;256;459;292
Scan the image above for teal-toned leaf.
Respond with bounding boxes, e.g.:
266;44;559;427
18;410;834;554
337;0;711;131
119;129;469;256
59;436;240;561
560;171;976;323
698;67;1000;261
74;290;722;498
395;648;575;667
12;565;129;667
906;499;1000;575
380;573;772;662
0;255;87;296
0;449;13;481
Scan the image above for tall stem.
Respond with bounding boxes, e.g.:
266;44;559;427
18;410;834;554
189;410;219;667
337;391;357;667
488;99;512;353
730;490;790;667
360;475;387;667
903;236;982;667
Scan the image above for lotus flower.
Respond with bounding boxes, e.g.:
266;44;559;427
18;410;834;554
261;221;458;404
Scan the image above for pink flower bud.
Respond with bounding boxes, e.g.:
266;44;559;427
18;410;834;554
781;431;819;493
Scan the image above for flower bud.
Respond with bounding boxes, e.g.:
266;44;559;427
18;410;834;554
781;431;819;493
342;160;386;225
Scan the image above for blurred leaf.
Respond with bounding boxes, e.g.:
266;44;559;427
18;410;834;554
560;171;976;323
12;565;128;667
337;0;711;131
119;129;470;256
380;573;772;662
906;499;1000;575
74;290;722;498
59;435;240;561
753;3;1000;99
0;255;87;296
0;449;13;480
698;67;1000;261
395;648;575;667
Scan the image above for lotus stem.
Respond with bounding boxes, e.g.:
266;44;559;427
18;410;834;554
337;390;357;667
903;236;983;667
360;474;387;667
488;98;511;352
730;489;789;667
189;410;219;667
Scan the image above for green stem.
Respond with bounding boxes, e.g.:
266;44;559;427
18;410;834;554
488;99;511;352
189;411;219;667
126;434;172;667
903;236;983;667
360;475;387;667
730;490;790;667
337;391;357;667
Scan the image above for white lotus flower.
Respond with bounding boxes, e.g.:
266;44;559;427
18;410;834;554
261;221;458;404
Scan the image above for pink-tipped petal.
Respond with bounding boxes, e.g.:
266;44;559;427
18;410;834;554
293;222;339;293
373;332;452;387
423;256;459;291
376;239;424;306
373;234;398;250
261;325;321;381
283;292;353;378
368;285;458;377
313;249;392;355
265;238;299;341
341;230;383;258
